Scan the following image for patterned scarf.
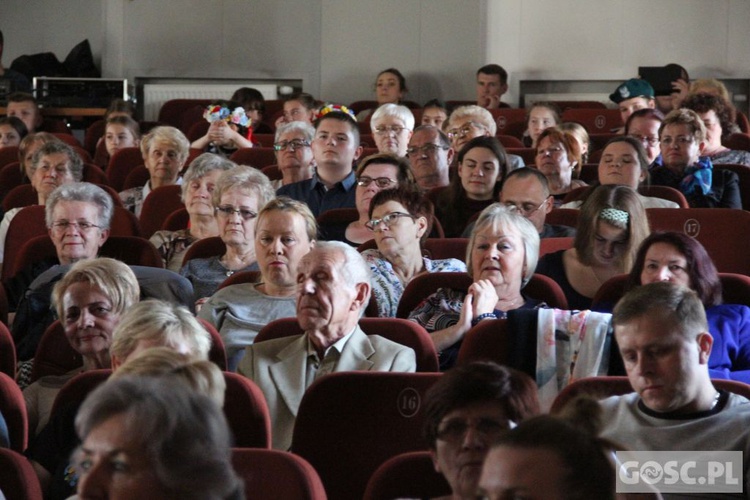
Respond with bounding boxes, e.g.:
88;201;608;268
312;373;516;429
679;156;713;196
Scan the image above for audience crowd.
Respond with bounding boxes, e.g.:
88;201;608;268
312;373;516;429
1;60;750;499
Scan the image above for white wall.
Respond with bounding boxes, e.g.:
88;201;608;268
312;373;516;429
488;0;750;106
2;0;104;69
3;0;749;108
319;0;484;105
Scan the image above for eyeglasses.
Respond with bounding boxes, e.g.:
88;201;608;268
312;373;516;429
630;134;659;147
503;199;547;216
537;146;563;156
436;418;516;443
215;205;258;221
447;122;484;140
50;221;100;232
660;136;694;147
274;139;311;151
357;176;397;189
374;125;406;136
405;144;449;157
365;212;416;231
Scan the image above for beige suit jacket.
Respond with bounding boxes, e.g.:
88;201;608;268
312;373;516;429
237;325;416;450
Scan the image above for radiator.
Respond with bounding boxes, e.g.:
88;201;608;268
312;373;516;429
142;83;279;121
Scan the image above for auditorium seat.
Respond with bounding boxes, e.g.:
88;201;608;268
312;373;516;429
497;134;524;148
222;372;270;448
455;318;513;366
561;109;622;134
591;273;750;311
647;208;750;275
550;376;750;414
545;208;580;229
714;164;750;211
291;371;442;500
157;99;213;130
539;236;574;257
139;184;184;238
0;448;44;500
217;270;262;290
489;108;527;138
106;147;143;191
0;371;28;453
505;147;536;165
161;207;189;231
0;146;19;169
0;321;15;378
182;236;226;264
229;147;277;169
363;450;451;500
231;448;326;500
255;317;439;373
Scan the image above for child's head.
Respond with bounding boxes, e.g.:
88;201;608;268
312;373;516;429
7;92;42;133
230;88;265;128
105;98;136;120
105;116;140;157
0;116;28;148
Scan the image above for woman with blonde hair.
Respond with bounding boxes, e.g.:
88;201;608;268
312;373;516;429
409;204;544;370
199;197;317;370
23;258;140;435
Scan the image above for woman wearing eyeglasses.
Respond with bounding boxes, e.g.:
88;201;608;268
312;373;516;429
650;108;741;208
150;153;235;271
371;103;415;157
342;153;417;245
432;136;509;237
272;121;316;189
361;186;466;317
179;166;275;302
0;140;81;275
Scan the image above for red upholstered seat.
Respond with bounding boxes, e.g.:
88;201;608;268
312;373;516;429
231;448;326;499
291;371;442;500
363;450;451;500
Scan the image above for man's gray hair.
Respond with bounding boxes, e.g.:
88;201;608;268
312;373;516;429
314;241;371;310
45;182;114;230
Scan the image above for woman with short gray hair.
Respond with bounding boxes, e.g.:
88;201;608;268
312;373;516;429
119;125;190;216
272;121;315;189
150;153;236;271
180;166;275;301
0;141;83;272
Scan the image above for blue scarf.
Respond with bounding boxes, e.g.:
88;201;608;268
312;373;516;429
679;156;713;196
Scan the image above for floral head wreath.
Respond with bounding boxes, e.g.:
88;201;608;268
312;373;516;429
315;103;356;121
203;105;252;128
